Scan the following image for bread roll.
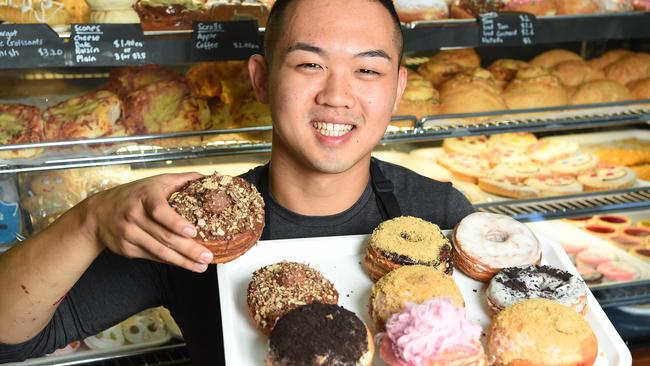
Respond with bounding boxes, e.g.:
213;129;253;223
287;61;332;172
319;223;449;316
395;74;440;118
504;0;557;15
605;53;650;85
531;49;583;69
503;66;569;109
587;49;634;70
552;60;605;87
418;48;480;87
488;59;529;90
627;78;650;100
86;0;140;23
440;68;507;114
570;80;632;105
556;0;603;14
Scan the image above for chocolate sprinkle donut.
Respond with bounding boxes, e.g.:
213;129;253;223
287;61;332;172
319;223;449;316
268;303;368;366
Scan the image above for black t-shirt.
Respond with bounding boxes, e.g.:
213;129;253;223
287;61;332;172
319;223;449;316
0;159;474;365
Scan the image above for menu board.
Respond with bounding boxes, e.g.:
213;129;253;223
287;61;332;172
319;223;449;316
191;20;262;61
71;24;148;66
479;12;536;46
0;24;68;68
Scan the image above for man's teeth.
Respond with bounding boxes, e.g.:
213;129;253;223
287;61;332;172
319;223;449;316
313;122;353;137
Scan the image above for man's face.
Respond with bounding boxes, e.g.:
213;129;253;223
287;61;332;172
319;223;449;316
262;0;406;174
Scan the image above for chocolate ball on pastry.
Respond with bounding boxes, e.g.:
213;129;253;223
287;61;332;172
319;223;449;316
364;216;453;281
604;53;650;85
628;77;650;100
486;264;588;315
247;261;338;335
552;60;605;87
531;49;583;69
369;264;464;331
267;303;374;366
570;80;632;105
502;66;569;109
394;0;449;23
379;298;487;366
168;172;264;263
487;299;598;366
452;212;542;282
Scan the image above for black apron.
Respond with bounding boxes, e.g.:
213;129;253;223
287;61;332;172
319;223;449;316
255;157;402;240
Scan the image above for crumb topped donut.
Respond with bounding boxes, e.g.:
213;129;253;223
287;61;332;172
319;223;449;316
453;213;542;282
169;172;264;263
369;264;464;331
247;261;338;335
364;216;453;281
267;302;374;366
487;299;598;366
487;264;588;315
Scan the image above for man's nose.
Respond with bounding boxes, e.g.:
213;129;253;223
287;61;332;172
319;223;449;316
315;70;354;109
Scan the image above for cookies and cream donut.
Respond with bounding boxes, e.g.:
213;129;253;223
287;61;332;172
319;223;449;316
488;132;538;153
487;299;598;366
438;153;490;184
169;172;264;264
364;216;452;281
528;139;580;163
369;265;464;331
453;213;542;282
394;0;449;23
549;152;600;176
486;264;588;315
524;175;583;197
489;162;551;183
442;136;491;156
577;165;637;191
247;261;338;335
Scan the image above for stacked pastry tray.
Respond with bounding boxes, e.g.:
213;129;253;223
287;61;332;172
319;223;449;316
217;233;632;366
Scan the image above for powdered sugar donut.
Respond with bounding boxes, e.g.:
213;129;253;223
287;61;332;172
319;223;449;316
524;175;583;197
486;264;588;315
490;162;551;183
529;139;580;163
489;132;538;153
438;153;490;184
549;152;600;176
442;136;491;156
395;0;449;23
452;212;542;282
478;177;539;199
577;165;637;191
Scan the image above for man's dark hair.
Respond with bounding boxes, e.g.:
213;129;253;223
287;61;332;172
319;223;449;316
263;0;404;65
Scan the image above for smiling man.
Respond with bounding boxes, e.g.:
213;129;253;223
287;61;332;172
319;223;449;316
0;0;473;365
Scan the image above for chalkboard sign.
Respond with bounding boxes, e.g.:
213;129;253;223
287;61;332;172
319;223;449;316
71;24;148;66
479;12;536;46
0;24;67;68
191;20;262;61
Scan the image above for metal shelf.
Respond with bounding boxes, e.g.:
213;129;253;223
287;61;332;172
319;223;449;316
475;187;650;221
52;343;191;366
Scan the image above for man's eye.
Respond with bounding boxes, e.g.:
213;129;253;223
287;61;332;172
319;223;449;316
298;63;322;70
358;69;380;76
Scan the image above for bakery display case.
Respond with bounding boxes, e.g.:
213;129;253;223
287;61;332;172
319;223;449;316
3;2;650;364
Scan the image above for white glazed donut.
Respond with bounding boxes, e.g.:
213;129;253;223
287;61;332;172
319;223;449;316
452;212;542;282
84;325;125;350
122;308;168;344
486;264;588;315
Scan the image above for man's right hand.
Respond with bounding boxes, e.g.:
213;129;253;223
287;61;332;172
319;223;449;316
82;172;214;272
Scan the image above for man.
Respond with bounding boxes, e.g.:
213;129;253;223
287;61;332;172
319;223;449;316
0;0;473;364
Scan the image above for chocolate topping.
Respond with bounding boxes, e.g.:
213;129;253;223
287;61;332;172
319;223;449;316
383;243;453;275
269;303;368;366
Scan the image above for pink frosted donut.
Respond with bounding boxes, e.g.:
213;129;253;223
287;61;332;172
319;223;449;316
576;249;616;268
597;261;638;282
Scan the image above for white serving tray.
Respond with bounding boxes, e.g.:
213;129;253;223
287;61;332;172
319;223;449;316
217;233;632;366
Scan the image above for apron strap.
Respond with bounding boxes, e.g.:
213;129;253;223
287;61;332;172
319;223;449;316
255;159;402;240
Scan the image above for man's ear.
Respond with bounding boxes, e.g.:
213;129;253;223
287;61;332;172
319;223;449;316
248;54;270;104
392;66;408;114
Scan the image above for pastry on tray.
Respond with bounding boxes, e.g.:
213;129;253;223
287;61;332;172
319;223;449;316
0;104;45;159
